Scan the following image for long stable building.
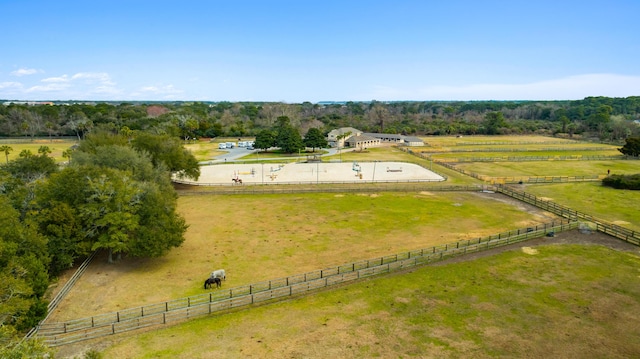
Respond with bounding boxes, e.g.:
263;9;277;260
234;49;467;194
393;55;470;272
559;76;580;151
327;127;424;148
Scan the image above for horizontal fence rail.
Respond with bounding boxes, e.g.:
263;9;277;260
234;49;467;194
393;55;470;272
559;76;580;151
175;160;449;187
174;184;480;196
34;220;576;347
24;250;99;341
431;155;626;162
424;147;617;153
174;177;446;187
404;149;638;246
405;150;639;245
453;141;580;146
488;175;603;184
494;185;639;246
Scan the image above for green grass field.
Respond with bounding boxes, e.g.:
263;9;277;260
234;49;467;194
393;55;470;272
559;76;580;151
0;138;77;162
96;243;640;358
523;182;640;231
421;134;580;147
429;149;622;160
456;160;640;177
47;135;640;358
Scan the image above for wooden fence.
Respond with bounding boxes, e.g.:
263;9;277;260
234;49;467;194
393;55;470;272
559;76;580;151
175;184;481;196
404;149;639;246
174;177;446;187
488;175;604;184
494;186;639;246
33;220;575;347
453;141;578;146
420;157;605;185
432;155;626;162
24;251;98;340
424;147;615;153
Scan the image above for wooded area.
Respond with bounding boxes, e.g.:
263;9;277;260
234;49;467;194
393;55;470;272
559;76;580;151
0;131;199;357
2;96;640;141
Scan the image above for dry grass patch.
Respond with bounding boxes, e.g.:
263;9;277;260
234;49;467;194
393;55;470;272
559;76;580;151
0;139;77;162
48;191;558;321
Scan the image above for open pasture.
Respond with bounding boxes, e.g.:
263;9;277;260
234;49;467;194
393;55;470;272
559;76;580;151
182;141;223;161
523;182;640;231
419;136;622;160
421;138;618;152
421;134;579;147
47;191;559;322
0;138;77;162
455;160;639;178
94;238;640;359
428;149;621;161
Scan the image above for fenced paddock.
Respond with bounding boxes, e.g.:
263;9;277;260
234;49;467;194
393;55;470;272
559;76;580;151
495;185;640;246
176;161;445;186
33;220;575;347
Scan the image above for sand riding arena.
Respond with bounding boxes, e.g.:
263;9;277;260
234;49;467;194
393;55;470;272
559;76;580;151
176;161;445;186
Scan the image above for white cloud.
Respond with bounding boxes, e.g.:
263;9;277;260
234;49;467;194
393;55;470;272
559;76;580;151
8;72;119;98
0;81;23;90
138;84;183;94
371;73;640;101
10;68;41;77
131;84;184;99
26;82;70;92
71;72;115;86
42;75;70;83
92;85;121;95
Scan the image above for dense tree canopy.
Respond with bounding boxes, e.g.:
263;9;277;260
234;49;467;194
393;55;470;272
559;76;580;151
304;127;328;151
275;116;304;153
2;96;639;141
0;128;191;351
254;129;275;151
131;132;200;180
619;136;640;157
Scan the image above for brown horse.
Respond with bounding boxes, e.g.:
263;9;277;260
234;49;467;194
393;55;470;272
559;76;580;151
232;178;243;185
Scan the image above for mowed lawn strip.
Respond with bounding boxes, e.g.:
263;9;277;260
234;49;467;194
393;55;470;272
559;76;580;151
48;191;557;321
98;244;640;359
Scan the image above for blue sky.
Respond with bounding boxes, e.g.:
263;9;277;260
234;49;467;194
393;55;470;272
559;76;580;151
1;0;639;102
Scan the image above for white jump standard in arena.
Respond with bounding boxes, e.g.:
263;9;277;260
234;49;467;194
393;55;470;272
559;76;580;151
190;162;445;185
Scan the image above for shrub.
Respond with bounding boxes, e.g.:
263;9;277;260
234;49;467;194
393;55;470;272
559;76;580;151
602;174;640;190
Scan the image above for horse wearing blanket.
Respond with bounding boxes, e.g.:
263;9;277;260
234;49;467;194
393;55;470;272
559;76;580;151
211;269;226;281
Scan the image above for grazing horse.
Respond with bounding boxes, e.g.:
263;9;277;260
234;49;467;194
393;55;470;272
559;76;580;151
204;277;221;289
211;269;226;281
232;178;243;185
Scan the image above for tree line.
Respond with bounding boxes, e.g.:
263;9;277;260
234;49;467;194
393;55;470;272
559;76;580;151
0;129;199;356
2;96;640;142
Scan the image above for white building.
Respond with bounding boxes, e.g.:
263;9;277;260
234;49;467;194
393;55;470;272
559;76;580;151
328;127;424;148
